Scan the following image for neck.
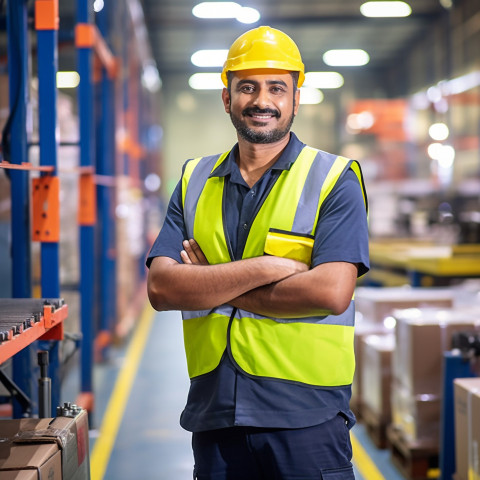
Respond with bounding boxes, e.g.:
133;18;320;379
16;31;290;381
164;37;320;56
236;133;290;188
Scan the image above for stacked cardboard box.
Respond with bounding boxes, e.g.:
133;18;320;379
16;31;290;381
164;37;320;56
0;410;90;479
361;333;395;422
454;377;480;480
392;308;480;445
361;333;395;447
355;286;455;323
352;287;454;417
352;319;391;415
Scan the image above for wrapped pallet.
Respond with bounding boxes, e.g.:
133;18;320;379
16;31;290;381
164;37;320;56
391;307;480;445
360;333;395;448
454;377;480;480
355;286;454;324
352;287;454;418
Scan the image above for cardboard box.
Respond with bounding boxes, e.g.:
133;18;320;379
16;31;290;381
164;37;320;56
454;378;480;480
361;333;394;422
392;308;480;395
355;286;454;324
1;471;39;480
352;319;391;411
391;379;441;444
0;410;90;480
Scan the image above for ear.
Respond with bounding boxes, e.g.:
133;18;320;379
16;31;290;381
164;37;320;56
294;89;301;115
222;88;231;114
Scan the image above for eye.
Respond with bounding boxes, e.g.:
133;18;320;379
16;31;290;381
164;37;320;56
270;85;286;94
239;84;255;93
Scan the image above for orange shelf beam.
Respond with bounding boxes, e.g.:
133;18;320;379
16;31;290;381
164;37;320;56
0;161;54;172
0;304;68;364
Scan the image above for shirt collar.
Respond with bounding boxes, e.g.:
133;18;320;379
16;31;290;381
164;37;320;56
209;132;306;179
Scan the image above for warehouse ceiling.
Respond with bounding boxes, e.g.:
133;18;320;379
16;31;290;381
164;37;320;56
0;0;449;96
140;0;446;82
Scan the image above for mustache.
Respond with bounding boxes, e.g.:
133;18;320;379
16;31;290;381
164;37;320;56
242;107;280;118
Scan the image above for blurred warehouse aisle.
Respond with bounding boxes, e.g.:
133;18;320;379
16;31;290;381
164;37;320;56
88;307;193;480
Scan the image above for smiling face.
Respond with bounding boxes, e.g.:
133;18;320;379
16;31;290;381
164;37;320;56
222;69;301;144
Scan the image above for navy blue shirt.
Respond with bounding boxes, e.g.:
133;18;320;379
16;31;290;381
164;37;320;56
147;132;370;432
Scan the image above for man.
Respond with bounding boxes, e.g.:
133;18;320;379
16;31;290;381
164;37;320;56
147;26;369;480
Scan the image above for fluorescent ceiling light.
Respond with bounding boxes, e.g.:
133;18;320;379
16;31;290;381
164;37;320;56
303;72;344;89
189;73;224;90
428;123;449;141
193;2;240;18
93;0;104;13
299;87;324;105
236;7;261;24
192;2;260;23
360;1;412;17
191;49;229;67
142;62;162;92
427;143;455;167
56;71;80;88
439;71;480;95
346;112;375;132
323;49;370;67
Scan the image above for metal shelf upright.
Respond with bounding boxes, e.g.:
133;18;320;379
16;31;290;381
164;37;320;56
76;0;96;412
35;0;62;416
3;0;63;417
75;0;120;412
6;0;35;418
95;1;118;357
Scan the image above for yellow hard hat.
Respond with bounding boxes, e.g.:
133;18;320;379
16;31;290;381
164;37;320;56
221;26;305;88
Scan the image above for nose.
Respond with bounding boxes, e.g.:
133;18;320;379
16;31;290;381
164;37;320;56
253;86;271;109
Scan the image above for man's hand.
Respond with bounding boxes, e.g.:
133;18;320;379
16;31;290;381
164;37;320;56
180;239;209;265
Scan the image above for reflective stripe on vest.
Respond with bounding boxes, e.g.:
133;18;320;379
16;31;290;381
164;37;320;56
181;146;366;386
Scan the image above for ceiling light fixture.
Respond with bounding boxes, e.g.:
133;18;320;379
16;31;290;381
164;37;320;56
141;62;162;92
299;88;324;105
193;2;240;18
303;72;344;89
56;71;80;89
323;49;370;67
93;0;104;13
192;2;260;23
236;6;261;24
428;123;449;141
360;1;412;17
191;50;229;67
189;72;224;90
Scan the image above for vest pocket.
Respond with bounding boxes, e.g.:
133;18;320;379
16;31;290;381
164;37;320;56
264;228;314;265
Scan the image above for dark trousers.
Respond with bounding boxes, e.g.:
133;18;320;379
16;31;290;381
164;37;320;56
192;414;355;480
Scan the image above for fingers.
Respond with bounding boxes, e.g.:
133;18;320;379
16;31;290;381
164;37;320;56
189;239;208;264
182;240;199;264
180;249;192;264
181;239;209;265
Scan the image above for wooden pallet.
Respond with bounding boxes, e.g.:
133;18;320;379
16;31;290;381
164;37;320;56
361;402;390;449
386;425;439;480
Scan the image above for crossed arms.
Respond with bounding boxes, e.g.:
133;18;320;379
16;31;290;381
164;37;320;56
147;239;358;318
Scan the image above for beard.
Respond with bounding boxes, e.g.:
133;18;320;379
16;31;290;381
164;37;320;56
230;106;295;144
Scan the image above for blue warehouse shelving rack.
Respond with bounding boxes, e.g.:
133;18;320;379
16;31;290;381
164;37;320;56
0;0;163;420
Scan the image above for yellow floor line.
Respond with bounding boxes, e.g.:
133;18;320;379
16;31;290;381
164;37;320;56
90;303;156;480
351;431;386;480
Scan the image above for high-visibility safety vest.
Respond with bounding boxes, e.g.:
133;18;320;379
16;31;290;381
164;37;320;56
181;145;367;387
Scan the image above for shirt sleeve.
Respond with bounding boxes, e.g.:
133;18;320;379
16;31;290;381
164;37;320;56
146;178;186;268
311;167;370;277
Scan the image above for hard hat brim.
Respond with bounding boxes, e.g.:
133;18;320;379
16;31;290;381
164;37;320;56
221;65;305;88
